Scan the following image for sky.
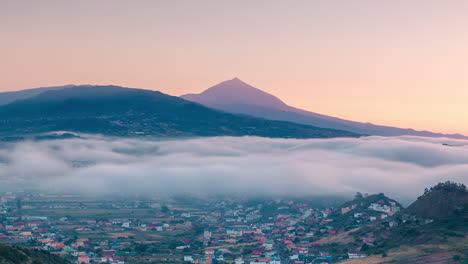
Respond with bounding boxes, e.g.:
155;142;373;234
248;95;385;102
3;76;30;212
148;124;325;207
1;135;467;203
1;0;468;134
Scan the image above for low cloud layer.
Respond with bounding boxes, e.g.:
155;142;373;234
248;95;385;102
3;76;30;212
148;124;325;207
0;135;467;202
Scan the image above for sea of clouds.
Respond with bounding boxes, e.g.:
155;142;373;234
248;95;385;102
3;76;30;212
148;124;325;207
0;135;467;202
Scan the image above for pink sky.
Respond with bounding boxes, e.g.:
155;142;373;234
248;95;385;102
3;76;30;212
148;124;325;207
1;1;468;134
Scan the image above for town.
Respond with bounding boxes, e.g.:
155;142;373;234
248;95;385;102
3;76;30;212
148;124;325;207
0;191;406;264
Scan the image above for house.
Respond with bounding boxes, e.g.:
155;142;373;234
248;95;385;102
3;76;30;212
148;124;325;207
184;256;194;262
269;257;281;264
226;228;243;236
205;249;215;259
76;238;89;246
341;207;352;214
234;258;245;264
251;249;265;258
348;252;367;259
77;256;90;264
101;256;113;263
103;250;116;256
204;230;212;239
263;240;274;249
50;242;66;250
176;245;190;249
388;220;398;227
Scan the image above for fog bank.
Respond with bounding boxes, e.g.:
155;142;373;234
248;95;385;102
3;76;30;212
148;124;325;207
0;135;467;201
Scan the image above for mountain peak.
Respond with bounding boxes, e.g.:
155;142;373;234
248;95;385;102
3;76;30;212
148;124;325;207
181;78;288;110
228;77;247;84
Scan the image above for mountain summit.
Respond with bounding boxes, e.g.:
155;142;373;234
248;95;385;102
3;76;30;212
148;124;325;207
182;79;467;139
182;78;289;110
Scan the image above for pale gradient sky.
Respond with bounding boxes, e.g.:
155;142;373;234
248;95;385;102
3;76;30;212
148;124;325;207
2;0;468;134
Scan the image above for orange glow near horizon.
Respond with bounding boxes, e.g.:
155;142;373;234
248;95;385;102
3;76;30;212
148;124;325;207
1;1;468;135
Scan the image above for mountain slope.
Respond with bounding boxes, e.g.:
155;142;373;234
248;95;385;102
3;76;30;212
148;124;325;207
0;243;70;264
333;193;403;226
182;78;467;139
405;181;468;220
315;182;467;263
0;85;74;106
0;85;360;139
347;182;467;260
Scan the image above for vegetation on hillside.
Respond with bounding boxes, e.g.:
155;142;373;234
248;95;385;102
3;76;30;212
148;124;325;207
344;182;468;262
0;243;70;264
406;181;467;219
0;85;360;139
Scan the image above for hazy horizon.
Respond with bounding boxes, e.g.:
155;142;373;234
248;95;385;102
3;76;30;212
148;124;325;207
2;1;468;135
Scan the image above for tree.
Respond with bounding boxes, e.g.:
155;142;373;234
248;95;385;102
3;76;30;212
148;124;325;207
355;192;363;199
161;205;170;213
134;243;149;254
361;244;369;251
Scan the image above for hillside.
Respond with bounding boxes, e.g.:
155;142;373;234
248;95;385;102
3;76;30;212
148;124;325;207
305;182;467;263
0;85;360;139
329;193;403;231
0;243;70;264
0;85;74;106
346;182;468;262
182;78;467;139
405;181;468;220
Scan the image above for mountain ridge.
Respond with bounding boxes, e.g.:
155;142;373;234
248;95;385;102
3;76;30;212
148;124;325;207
182;78;467;139
0;85;360;139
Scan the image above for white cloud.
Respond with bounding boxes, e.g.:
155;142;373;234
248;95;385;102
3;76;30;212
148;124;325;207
0;135;467;202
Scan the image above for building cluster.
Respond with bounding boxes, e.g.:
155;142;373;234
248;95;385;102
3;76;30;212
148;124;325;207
0;191;413;264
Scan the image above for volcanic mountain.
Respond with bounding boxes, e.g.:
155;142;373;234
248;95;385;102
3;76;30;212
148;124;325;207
0;85;359;139
182;78;467;139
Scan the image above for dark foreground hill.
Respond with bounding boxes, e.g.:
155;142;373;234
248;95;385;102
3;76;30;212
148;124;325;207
308;182;467;263
0;243;70;264
0;85;360;139
346;182;467;262
366;182;467;247
405;181;468;220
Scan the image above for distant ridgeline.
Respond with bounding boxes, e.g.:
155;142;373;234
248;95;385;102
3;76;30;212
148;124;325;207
0;85;360;139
